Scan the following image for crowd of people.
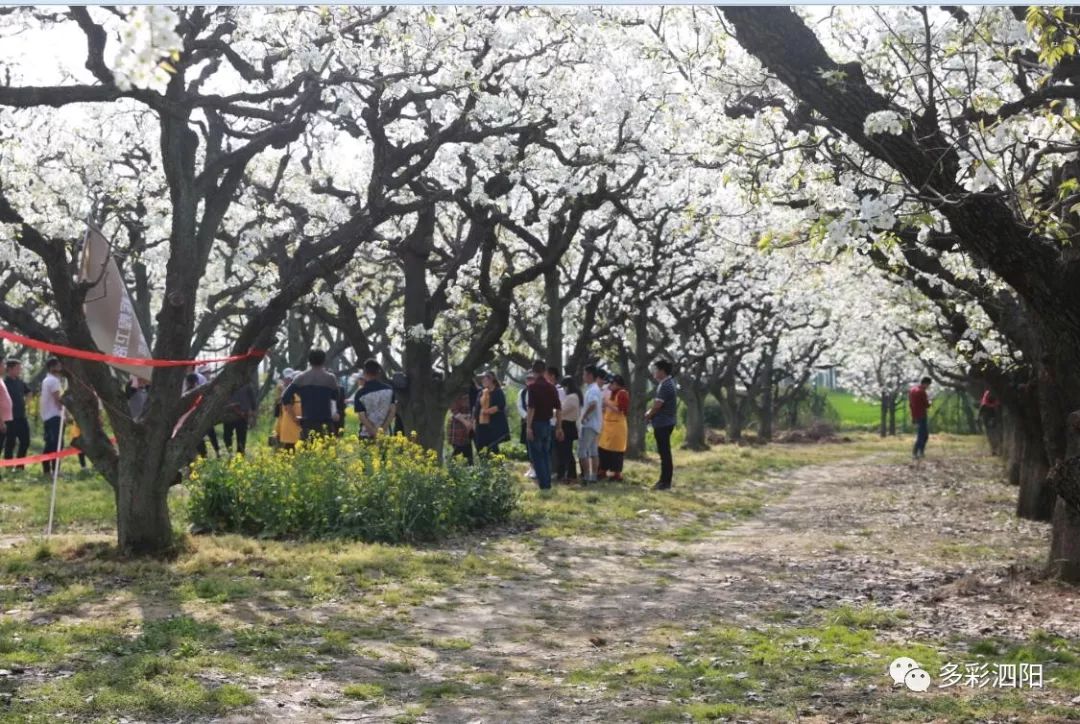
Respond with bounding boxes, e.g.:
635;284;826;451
268;352;398;450
265;350;681;490
1;347;681;491
0;356;71;476
444;358;679;491
0;354;262;475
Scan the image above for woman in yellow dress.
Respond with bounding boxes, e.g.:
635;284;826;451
273;369;302;450
597;374;629;481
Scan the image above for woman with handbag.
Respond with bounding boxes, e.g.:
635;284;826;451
474;371;510;455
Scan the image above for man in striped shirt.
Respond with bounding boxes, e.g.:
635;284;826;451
354;358;396;439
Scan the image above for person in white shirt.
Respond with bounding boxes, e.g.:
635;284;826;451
578;364;604;484
544;366;567;421
40;357;64;475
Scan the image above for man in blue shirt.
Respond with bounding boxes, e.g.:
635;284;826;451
644;358;678;490
281;350;340;440
354;358;396;439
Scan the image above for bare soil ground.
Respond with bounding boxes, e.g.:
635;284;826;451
222;447;1080;723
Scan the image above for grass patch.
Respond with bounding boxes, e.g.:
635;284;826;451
825;390;881;429
0;530;523;719
937;542;1002;561
343;682;385;700
419;680;472;701
570;605;1080;721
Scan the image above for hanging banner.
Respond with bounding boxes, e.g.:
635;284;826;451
79;225;154;381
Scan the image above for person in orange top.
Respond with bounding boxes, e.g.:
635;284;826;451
597;374;630;481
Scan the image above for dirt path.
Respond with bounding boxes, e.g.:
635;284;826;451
231;451;1078;723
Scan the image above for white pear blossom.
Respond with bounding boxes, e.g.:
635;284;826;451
111;6;183;92
863;110;904;137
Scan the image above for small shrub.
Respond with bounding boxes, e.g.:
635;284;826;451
186;434;518;543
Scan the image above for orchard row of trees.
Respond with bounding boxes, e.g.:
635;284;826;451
2;7;1078;579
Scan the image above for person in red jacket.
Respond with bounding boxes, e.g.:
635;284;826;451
909;376;932;459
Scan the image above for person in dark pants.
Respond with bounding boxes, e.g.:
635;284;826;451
282;350;342;441
185;373;221;458
556;376;580;483
909;376;932;459
979;388;1002;456
3;360;32;470
644;359;677;490
517;371;536;477
39;358;65;476
526;360;563;490
354;359;397;440
223;381;258;455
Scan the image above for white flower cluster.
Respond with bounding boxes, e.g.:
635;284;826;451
863;110;904;137
111;6;183;92
405;323;433;343
955;153;998;194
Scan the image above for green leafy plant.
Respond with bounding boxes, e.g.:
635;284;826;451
187;434;518;543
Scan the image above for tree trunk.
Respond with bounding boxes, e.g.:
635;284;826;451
397;207;449;457
1049;410;1080;581
287;310;310;368
1017;436;1053;521
1002;406;1022;485
115;452;173;556
680;380;709;451
626;307;650;459
402;390;447;456
960;394;978;435
544;267;563;370
758;350;775;442
721;379;745;443
1017;385;1054;521
1049;500;1080;582
879;393;888;438
888;395;897;436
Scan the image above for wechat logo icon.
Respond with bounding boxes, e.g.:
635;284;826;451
890;656;931;692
